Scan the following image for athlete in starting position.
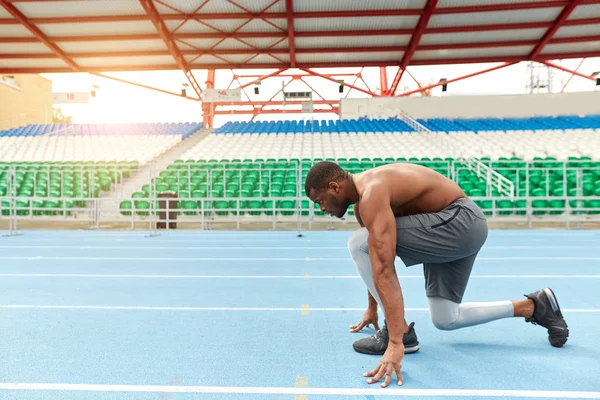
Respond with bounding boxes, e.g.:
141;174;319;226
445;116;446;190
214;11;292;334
304;161;569;388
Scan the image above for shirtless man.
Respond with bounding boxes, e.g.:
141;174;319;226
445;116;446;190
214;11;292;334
304;161;569;388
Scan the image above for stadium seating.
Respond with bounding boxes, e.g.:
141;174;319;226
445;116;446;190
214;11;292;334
1;161;137;216
117;115;600;218
0;122;203;217
0;122;202;137
213;115;600;135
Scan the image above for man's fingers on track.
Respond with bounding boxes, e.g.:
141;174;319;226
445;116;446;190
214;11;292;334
363;364;380;378
395;365;403;386
382;366;393;388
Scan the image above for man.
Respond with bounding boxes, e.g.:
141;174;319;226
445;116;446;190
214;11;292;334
304;161;569;388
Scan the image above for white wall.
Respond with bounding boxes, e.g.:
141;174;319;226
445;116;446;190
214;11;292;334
340;91;600;120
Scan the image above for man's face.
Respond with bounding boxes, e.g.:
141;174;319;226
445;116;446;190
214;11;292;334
309;183;349;218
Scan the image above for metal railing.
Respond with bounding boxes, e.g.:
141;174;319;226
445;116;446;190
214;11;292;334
2;161;600;232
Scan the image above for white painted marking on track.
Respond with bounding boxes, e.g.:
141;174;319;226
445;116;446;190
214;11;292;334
0;245;597;250
0;256;353;261
2;256;600;262
1;274;599;279
0;305;597;312
1;383;599;398
0;245;348;250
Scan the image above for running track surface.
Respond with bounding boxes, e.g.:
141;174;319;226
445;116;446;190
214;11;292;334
1;229;599;400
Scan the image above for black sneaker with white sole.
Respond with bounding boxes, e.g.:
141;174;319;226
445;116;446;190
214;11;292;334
524;288;569;347
352;321;420;355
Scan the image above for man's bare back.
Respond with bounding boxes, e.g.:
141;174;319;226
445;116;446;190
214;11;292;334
353;163;466;218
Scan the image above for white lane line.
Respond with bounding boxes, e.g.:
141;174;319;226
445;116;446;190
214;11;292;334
2;256;600;261
0;305;597;312
0;274;599;279
1;383;599;398
0;246;346;250
0;257;351;261
0;245;597;250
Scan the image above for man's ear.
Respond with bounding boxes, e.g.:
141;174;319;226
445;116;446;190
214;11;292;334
328;181;339;192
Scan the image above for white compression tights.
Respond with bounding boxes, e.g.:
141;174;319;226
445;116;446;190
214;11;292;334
427;297;514;330
348;228;515;331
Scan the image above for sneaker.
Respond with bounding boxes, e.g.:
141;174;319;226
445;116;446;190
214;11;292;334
352;321;420;355
524;288;569;347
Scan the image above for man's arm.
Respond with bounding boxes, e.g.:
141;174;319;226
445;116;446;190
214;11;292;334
359;186;405;347
354;203;377;308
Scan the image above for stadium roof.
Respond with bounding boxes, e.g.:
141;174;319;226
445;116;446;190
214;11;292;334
0;0;599;76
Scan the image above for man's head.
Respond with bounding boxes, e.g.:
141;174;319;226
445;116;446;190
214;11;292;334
304;161;353;218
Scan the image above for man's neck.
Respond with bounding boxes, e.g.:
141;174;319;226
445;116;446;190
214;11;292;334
347;175;361;204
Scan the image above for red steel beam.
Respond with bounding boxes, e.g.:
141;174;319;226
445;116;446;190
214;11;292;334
90;72;199;101
139;0;202;99
299;68;378;97
0;0;80;71
529;0;582;59
388;0;438;96
398;62;518;96
237;68;287;89
5;35;600;60
212;100;339;106
285;0;296;68
203;69;215;128
3;51;600;74
379;67;389;96
561;58;587;92
2;18;600;42
539;60;596;81
4;1;600;24
212;108;338;115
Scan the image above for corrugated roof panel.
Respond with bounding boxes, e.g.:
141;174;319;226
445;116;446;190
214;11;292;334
438;0;550;7
568;4;600;20
420;29;546;45
542;41;600;55
555;24;600;38
74;55;176;67
297;51;403;64
295;15;419;32
0;8;12;18
246;53;289;64
155;0;206;14
175;38;224;50
202;19;256;32
190;54;232;65
164;20;221;33
0;24;34;37
0;58;68;68
414;45;532;60
428;8;561;27
38;21;157;36
237;19;287;33
15;1;146;18
190;54;250;64
197;0;286;13
213;38;254;50
243;38;289;49
296;35;410;49
59;39;168;53
0;42;52;54
294;0;424;12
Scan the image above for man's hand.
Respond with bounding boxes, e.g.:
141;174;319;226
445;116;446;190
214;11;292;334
363;342;404;387
349;307;380;333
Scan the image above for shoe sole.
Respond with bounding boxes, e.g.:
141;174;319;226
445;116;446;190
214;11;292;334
542;287;569;347
353;343;420;355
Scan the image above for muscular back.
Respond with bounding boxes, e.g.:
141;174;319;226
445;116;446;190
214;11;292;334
353;163;465;220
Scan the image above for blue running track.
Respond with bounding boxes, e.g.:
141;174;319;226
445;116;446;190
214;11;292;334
0;229;599;399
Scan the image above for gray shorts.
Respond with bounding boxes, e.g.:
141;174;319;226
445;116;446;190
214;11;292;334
395;197;489;303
